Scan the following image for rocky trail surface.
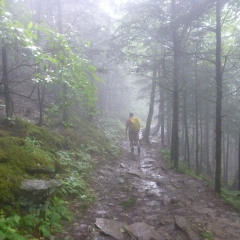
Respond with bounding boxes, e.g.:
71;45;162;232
56;141;240;240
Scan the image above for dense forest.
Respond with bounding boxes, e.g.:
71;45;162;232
1;0;240;239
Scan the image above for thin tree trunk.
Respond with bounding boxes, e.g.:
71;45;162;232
57;0;69;123
2;45;12;118
238;132;240;191
215;0;222;193
171;0;179;170
160;89;165;148
225;127;229;186
183;90;190;169
144;64;157;143
205;104;211;176
166;97;171;148
199;103;203;175
195;61;199;175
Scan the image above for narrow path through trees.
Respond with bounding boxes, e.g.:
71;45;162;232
56;141;240;240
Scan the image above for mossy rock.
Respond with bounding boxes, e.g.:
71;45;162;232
0;136;58;205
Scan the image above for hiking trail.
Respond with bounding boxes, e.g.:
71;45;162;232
54;141;240;240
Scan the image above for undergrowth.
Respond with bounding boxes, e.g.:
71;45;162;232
160;149;240;213
0;196;70;239
0;115;121;239
160;149;204;180
221;188;240;212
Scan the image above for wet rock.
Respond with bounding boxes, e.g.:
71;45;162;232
146;159;156;163
162;196;171;206
141;164;153;168
145;190;160;198
95;218;125;240
124;222;165;240
96;210;108;217
127;170;145;179
166;184;176;191
117;177;124;183
98;170;109;177
156;180;166;188
120;163;126;168
19;179;62;204
170;198;179;204
174;216;201;240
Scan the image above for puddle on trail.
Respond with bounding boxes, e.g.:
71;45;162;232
137;179;164;197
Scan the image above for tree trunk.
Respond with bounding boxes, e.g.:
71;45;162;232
2;45;12;118
183;90;190;168
57;0;69;123
160;88;165;149
144;64;157;143
238;132;240;191
171;0;179;170
224;127;229;186
195;61;199;175
166;97;171;148
215;0;222;193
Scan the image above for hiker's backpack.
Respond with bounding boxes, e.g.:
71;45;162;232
129;117;140;132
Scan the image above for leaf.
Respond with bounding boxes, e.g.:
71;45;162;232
27;21;33;29
0;231;6;240
0;0;5;10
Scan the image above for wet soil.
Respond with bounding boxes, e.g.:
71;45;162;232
57;141;240;240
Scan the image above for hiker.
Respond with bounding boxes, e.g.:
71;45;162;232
125;112;141;154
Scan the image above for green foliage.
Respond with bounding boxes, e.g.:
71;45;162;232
58;150;92;173
160;148;205;180
200;230;214;240
159;149;171;162
0;212;26;240
221;188;240;212
57;150;95;207
2;196;71;239
23;136;42;153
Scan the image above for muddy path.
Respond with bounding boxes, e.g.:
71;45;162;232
57;141;240;240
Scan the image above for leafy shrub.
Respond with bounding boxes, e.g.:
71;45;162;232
221;188;240;211
57;150;92;173
0;196;69;239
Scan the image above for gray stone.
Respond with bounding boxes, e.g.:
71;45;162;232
20;179;62;204
163;196;171;206
127;171;145;179
96;210;108;217
125;222;164;240
117;177;125;184
141;164;153;168
174;216;201;240
95;218;125;240
120;163;126;168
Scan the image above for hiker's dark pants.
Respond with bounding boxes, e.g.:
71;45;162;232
129;131;139;146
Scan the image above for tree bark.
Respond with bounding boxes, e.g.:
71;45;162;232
144;64;157;143
57;0;69;123
238;132;240;191
195;60;199;175
224;127;229;186
171;0;179;170
160;88;165;149
215;0;222;193
2;45;12;118
183;90;190;169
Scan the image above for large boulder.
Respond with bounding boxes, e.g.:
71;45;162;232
19;179;62;205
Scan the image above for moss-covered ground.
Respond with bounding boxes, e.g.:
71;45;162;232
0;116;122;239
